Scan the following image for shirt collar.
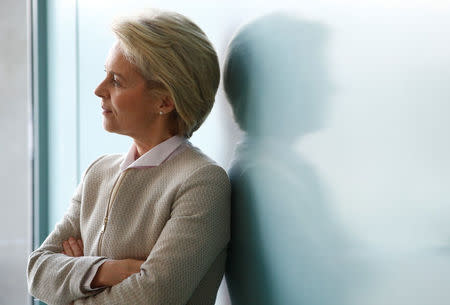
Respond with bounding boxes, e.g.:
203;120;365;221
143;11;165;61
120;135;187;172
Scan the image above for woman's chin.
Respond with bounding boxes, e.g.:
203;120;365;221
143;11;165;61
102;122;116;133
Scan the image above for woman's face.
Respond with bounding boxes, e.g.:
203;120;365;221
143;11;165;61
94;43;161;137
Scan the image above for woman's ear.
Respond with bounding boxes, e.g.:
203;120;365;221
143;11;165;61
159;95;176;113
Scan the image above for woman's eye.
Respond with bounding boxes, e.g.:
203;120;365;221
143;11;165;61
111;76;121;87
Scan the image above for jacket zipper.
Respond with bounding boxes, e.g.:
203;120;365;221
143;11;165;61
98;170;129;256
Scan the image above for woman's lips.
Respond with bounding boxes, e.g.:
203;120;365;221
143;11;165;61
102;106;112;115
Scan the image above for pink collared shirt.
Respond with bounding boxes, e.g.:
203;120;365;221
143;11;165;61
120;135;189;171
83;134;189;291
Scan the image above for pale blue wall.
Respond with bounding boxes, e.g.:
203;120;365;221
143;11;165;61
46;0;79;234
43;1;450;305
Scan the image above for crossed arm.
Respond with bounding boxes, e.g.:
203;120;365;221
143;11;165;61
61;237;144;305
61;237;144;288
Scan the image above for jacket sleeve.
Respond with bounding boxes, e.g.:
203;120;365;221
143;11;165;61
73;164;231;305
27;155;108;305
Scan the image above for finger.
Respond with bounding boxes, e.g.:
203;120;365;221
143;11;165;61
63;241;74;256
69;237;83;257
77;239;84;253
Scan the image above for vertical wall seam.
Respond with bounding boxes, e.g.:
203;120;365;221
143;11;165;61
33;0;49;247
29;0;36;253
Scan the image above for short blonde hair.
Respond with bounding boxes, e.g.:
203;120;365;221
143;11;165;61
111;9;220;138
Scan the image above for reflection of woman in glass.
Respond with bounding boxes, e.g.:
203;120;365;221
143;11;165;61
27;10;230;305
224;13;356;305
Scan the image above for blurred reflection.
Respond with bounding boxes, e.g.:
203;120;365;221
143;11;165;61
223;13;365;305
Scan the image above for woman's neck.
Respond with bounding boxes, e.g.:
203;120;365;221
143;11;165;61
133;132;177;158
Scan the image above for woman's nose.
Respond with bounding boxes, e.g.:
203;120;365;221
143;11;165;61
94;79;108;99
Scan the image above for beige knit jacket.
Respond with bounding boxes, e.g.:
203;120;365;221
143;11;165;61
27;145;231;305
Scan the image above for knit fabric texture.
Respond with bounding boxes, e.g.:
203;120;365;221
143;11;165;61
27;144;231;305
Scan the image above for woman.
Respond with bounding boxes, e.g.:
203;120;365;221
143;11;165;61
27;9;230;305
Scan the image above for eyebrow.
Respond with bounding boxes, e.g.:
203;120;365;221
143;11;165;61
104;65;126;79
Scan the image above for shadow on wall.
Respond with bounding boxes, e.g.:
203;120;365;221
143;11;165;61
223;13;367;305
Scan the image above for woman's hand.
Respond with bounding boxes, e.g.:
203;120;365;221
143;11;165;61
91;259;145;288
62;236;78;305
62;237;84;257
